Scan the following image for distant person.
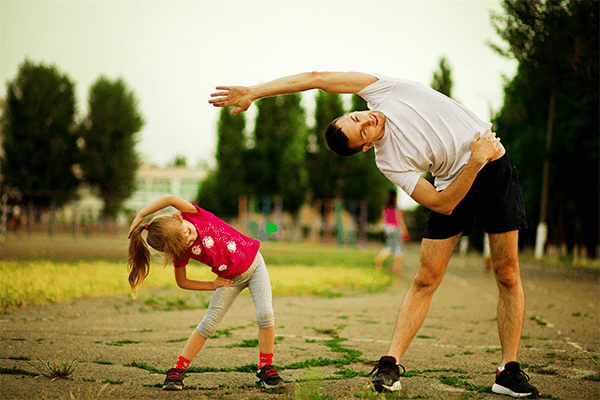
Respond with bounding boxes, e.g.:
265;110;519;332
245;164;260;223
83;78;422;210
127;195;284;391
7;205;23;236
374;189;408;276
210;71;537;398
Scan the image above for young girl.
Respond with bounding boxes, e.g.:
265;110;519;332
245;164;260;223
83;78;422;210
374;189;408;276
127;194;285;390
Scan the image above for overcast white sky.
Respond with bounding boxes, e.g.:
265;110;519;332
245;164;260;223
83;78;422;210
1;0;517;170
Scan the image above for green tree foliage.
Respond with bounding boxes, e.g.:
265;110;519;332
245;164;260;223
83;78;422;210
491;0;599;256
248;94;308;214
198;107;247;216
171;156;187;167
431;57;454;98
277;94;309;214
310;91;346;200
0;60;79;210
342;94;391;223
79;76;144;220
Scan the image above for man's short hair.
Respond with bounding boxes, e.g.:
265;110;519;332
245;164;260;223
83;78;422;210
324;117;363;157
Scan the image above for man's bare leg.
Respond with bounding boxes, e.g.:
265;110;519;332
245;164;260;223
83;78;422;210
489;230;524;365
387;233;462;360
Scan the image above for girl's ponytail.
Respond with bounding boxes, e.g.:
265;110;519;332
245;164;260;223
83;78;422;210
127;224;151;298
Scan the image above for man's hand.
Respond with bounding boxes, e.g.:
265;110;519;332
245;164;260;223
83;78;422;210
213;276;234;289
209;86;253;115
470;130;504;170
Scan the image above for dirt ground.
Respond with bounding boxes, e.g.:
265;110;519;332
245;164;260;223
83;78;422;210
1;237;599;400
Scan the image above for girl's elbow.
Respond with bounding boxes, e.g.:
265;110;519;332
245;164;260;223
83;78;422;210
175;279;187;289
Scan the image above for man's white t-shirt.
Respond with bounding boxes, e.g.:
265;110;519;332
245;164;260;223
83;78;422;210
358;73;492;195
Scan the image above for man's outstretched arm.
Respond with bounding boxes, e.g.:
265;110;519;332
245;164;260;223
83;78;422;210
209;71;377;114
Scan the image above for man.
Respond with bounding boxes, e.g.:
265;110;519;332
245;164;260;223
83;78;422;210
209;71;538;398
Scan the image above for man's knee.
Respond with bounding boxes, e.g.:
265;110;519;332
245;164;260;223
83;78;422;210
493;256;521;288
412;264;445;292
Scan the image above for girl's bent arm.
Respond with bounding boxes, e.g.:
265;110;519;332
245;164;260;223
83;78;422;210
128;195;196;237
174;266;233;291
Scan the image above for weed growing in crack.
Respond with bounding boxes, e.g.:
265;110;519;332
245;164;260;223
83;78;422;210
28;358;77;380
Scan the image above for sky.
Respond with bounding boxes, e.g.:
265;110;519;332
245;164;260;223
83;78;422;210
1;0;517;173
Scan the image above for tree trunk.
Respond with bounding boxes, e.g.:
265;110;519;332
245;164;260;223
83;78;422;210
535;89;556;259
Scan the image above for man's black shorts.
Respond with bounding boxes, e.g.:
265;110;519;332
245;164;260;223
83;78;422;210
423;154;528;240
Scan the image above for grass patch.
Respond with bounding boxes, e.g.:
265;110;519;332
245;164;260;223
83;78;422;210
105;340;139;346
167;338;188;343
102;379;124;385
92;360;114;365
125;361;164;374
225;339;259;348
438;374;492;393
0;366;40;376
1;242;390;307
28;358;77;380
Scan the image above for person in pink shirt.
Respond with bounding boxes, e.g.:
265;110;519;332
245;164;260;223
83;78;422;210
374;189;408;276
127;195;284;391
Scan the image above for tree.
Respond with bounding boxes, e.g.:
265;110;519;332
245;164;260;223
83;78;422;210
431;57;454;98
79;76;144;220
0;59;80;211
491;0;599;257
310;91;346;201
247;94;308;215
198;106;247;217
277;94;309;214
171;156;187;167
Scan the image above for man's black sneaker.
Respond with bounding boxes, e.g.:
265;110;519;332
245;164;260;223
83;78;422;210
162;368;184;390
368;356;404;393
255;365;285;389
492;362;539;398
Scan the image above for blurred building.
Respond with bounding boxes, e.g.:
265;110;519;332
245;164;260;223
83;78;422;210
70;163;207;225
125;163;207;212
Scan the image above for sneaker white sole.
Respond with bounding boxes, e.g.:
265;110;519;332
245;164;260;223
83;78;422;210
492;383;532;398
162;383;183;391
256;379;286;389
368;379;402;392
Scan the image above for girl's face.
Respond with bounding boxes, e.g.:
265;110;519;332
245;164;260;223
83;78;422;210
173;214;198;248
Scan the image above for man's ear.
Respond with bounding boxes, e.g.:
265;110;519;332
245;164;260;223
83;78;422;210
362;142;375;152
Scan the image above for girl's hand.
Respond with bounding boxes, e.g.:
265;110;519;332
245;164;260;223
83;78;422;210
128;214;144;238
213;276;234;289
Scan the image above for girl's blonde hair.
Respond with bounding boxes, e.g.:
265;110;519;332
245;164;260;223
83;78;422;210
127;215;188;296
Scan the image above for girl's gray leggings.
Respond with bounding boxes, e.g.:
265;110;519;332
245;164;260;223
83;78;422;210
196;251;274;338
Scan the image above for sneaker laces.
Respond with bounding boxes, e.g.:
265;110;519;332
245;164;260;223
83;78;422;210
506;366;531;384
166;368;183;379
368;359;405;377
260;365;279;377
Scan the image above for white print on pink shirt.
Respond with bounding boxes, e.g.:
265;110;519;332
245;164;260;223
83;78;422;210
203;236;215;248
227;241;237;252
191;246;201;255
218;265;227;271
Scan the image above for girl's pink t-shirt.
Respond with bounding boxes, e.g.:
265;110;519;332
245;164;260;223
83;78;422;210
384;206;398;227
173;205;260;279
